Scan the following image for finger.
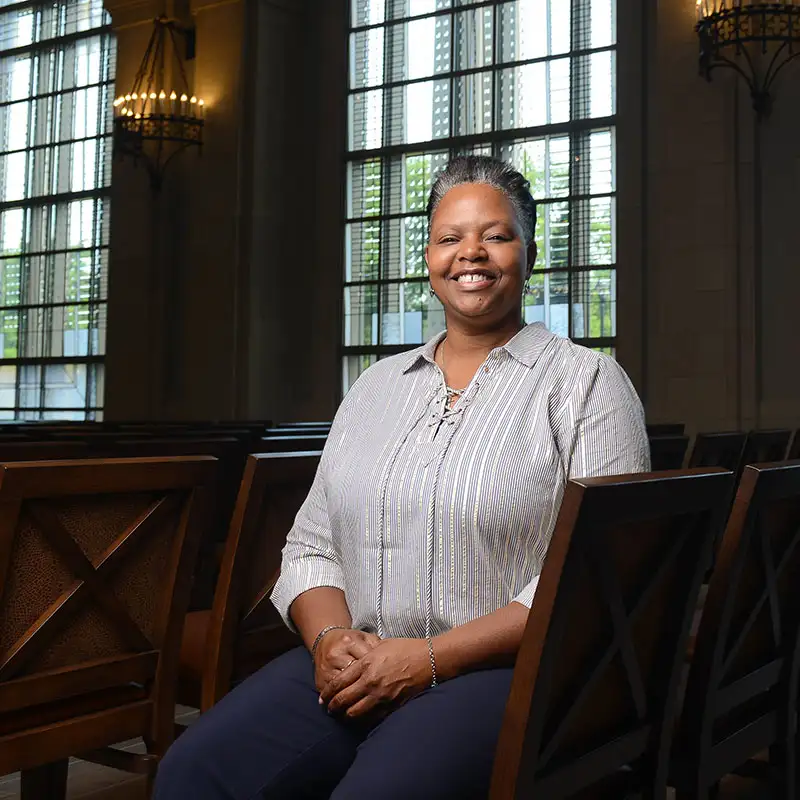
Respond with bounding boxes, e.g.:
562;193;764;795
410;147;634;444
315;665;342;694
344;639;375;660
326;650;358;670
320;660;364;704
344;694;381;719
327;678;370;714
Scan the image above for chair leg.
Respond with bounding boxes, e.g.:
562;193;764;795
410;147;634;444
771;737;796;800
21;760;69;800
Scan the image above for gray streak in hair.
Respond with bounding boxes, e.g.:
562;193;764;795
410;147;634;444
426;155;538;244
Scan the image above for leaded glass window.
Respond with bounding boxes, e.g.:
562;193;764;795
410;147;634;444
345;0;616;391
0;0;113;419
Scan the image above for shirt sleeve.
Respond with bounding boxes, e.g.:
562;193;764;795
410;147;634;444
565;355;650;479
511;354;650;609
270;387;362;631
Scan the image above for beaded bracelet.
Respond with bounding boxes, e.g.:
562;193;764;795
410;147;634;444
311;625;347;659
426;636;438;687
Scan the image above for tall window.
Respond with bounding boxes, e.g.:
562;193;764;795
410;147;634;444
344;0;616;391
0;0;113;420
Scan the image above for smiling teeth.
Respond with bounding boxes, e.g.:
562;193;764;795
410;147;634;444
457;274;491;283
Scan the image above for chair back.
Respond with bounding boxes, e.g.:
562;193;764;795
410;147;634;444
0;457;215;775
676;462;800;785
199;451;321;708
788;432;800;461
741;429;793;466
648;435;689;471
646;424;685;437
260;435;328;453
100;438;249;609
0;441;90;462
688;432;747;471
490;468;735;800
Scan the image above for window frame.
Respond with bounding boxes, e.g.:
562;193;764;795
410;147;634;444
0;0;114;421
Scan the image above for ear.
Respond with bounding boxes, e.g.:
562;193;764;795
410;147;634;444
526;240;537;278
424;245;430;269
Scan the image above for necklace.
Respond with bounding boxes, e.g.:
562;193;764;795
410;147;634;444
439;338;464;401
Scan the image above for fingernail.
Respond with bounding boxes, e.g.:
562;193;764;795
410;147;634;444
318;696;323;705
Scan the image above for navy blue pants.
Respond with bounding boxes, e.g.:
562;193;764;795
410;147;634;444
154;646;514;799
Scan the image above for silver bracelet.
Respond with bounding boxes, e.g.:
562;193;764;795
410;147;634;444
311;625;346;659
426;636;438;687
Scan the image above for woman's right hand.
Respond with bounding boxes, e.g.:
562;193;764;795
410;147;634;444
314;629;380;694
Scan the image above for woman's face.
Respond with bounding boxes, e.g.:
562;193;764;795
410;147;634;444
425;182;535;330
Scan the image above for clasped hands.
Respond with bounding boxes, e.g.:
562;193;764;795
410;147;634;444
314;629;432;720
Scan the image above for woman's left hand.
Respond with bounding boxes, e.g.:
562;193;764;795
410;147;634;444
319;637;432;719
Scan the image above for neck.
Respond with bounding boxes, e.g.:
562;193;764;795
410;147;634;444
442;315;525;360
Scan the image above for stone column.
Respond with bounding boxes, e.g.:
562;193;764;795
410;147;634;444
102;0;349;422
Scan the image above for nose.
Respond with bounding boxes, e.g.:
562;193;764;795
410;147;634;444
457;236;487;262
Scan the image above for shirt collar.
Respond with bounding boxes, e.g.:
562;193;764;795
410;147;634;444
401;323;554;374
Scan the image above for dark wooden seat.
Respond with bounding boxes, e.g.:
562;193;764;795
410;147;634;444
649;435;690;470
490;468;735;799
646;423;685;437
688;432;748;472
177;451;321;711
0;456;216;799
671;462;800;800
260;434;328;453
740;429;793;467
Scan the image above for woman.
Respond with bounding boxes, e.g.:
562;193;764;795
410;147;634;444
155;156;649;799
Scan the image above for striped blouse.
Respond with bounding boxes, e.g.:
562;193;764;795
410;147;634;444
271;323;650;639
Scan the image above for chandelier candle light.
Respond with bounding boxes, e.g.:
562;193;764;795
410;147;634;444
113;16;206;190
695;0;800;117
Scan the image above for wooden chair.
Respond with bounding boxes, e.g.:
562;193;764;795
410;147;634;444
646;423;685;437
788;431;800;461
740;430;793;471
490;468;735;800
688;432;747;472
0;441;90;462
671;462;800;799
265;428;331;439
177;452;321;711
260;434;328;453
0;456;216;799
649;435;690;471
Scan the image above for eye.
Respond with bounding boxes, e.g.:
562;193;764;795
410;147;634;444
438;236;458;244
487;234;510;242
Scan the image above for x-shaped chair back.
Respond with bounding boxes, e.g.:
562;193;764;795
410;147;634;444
676;462;800;789
199;452;321;708
101;438;249;610
0;456;215;775
490;468;734;800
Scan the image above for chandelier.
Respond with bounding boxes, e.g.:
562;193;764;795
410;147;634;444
695;1;800;118
113;16;206;190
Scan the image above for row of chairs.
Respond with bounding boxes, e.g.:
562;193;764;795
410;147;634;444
4;448;799;799
649;427;799;473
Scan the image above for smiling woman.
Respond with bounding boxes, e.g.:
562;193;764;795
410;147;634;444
426;156;537;374
153;155;650;800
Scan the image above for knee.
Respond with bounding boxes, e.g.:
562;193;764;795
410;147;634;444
153;724;220;798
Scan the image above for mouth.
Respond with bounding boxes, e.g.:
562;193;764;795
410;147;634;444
449;270;497;291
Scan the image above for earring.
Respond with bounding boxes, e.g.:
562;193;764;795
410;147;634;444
429;286;435;297
524;279;533;296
